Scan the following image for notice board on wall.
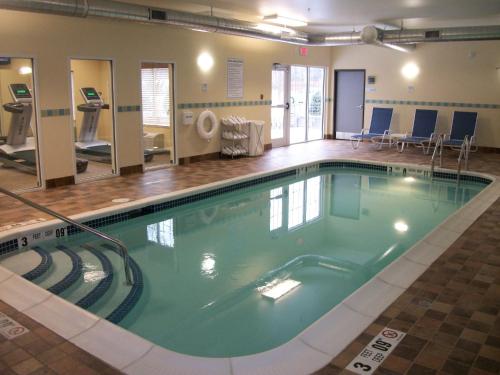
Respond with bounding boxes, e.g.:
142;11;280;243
227;58;243;98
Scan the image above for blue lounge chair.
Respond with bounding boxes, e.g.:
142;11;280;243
397;109;438;154
351;107;393;149
442;111;478;151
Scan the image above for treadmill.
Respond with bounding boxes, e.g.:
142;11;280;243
0;83;88;174
76;87;153;163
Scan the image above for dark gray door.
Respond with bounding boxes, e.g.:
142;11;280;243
334;70;365;140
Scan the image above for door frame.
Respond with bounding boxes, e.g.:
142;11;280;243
68;56;118;183
333;69;366;140
138;59;178;170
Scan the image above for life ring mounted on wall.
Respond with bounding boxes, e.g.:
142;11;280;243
197;110;219;141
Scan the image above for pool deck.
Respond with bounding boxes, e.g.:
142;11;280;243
0;139;499;374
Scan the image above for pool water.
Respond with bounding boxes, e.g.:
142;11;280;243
18;169;487;357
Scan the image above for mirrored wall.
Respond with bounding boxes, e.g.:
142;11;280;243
0;57;41;191
70;58;116;182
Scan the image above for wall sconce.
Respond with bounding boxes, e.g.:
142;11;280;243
197;52;214;73
401;62;420;80
18;66;32;75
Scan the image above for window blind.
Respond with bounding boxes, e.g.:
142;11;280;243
141;67;170;126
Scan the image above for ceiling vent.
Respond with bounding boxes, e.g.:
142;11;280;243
425;30;440;39
150;9;167;21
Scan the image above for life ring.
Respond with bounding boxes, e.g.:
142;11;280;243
197;110;219;141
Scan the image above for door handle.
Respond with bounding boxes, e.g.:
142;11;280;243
285;102;290;110
356;104;364;109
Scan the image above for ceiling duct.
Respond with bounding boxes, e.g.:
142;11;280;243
1;0;500;47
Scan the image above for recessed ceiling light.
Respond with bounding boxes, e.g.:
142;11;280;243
263;14;307;27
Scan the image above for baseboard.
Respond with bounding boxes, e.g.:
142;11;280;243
478;146;500;154
46;175;75;189
179;151;220;165
324;134;334;140
120;164;144;175
264;143;272;151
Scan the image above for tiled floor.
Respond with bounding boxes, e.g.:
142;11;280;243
0;301;121;375
0;140;499;375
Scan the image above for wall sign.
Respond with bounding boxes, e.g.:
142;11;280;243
346;327;405;374
227;58;244;99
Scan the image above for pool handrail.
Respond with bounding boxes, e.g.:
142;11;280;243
457;135;471;185
430;133;444;181
0;186;134;286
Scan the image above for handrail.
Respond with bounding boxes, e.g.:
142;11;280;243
430;134;444;181
0;187;134;286
457;135;471;185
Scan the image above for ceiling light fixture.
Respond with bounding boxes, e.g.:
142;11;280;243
254;23;296;35
384;43;414;53
263;14;307;27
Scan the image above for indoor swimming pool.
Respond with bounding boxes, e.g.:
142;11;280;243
0;163;491;359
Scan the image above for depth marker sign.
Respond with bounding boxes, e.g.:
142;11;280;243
0;312;29;339
346;327;405;374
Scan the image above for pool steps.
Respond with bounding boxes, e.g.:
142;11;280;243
0;242;143;324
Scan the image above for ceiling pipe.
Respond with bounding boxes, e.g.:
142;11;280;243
2;0;500;47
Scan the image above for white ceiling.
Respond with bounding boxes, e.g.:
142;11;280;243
123;0;500;33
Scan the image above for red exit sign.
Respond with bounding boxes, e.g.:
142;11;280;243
299;47;308;56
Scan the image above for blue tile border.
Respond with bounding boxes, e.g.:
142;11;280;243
117;105;141;113
365;99;500;109
178;100;271;109
41;108;70;117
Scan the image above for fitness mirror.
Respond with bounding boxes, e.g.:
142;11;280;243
0;57;41;191
141;62;175;170
70;59;115;182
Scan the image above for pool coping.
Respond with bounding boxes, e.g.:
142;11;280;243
0;158;498;375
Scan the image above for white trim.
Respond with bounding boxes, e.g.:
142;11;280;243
0;159;497;375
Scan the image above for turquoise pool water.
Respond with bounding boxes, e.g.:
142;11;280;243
32;168;486;357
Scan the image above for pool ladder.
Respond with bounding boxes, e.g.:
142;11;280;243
430;134;471;185
0;186;134;286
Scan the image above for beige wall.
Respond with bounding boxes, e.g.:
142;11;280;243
0;9;331;182
331;42;500;147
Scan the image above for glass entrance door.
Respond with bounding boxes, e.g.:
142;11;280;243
307;67;326;141
289;66;307;144
271;65;325;148
271;65;288;148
